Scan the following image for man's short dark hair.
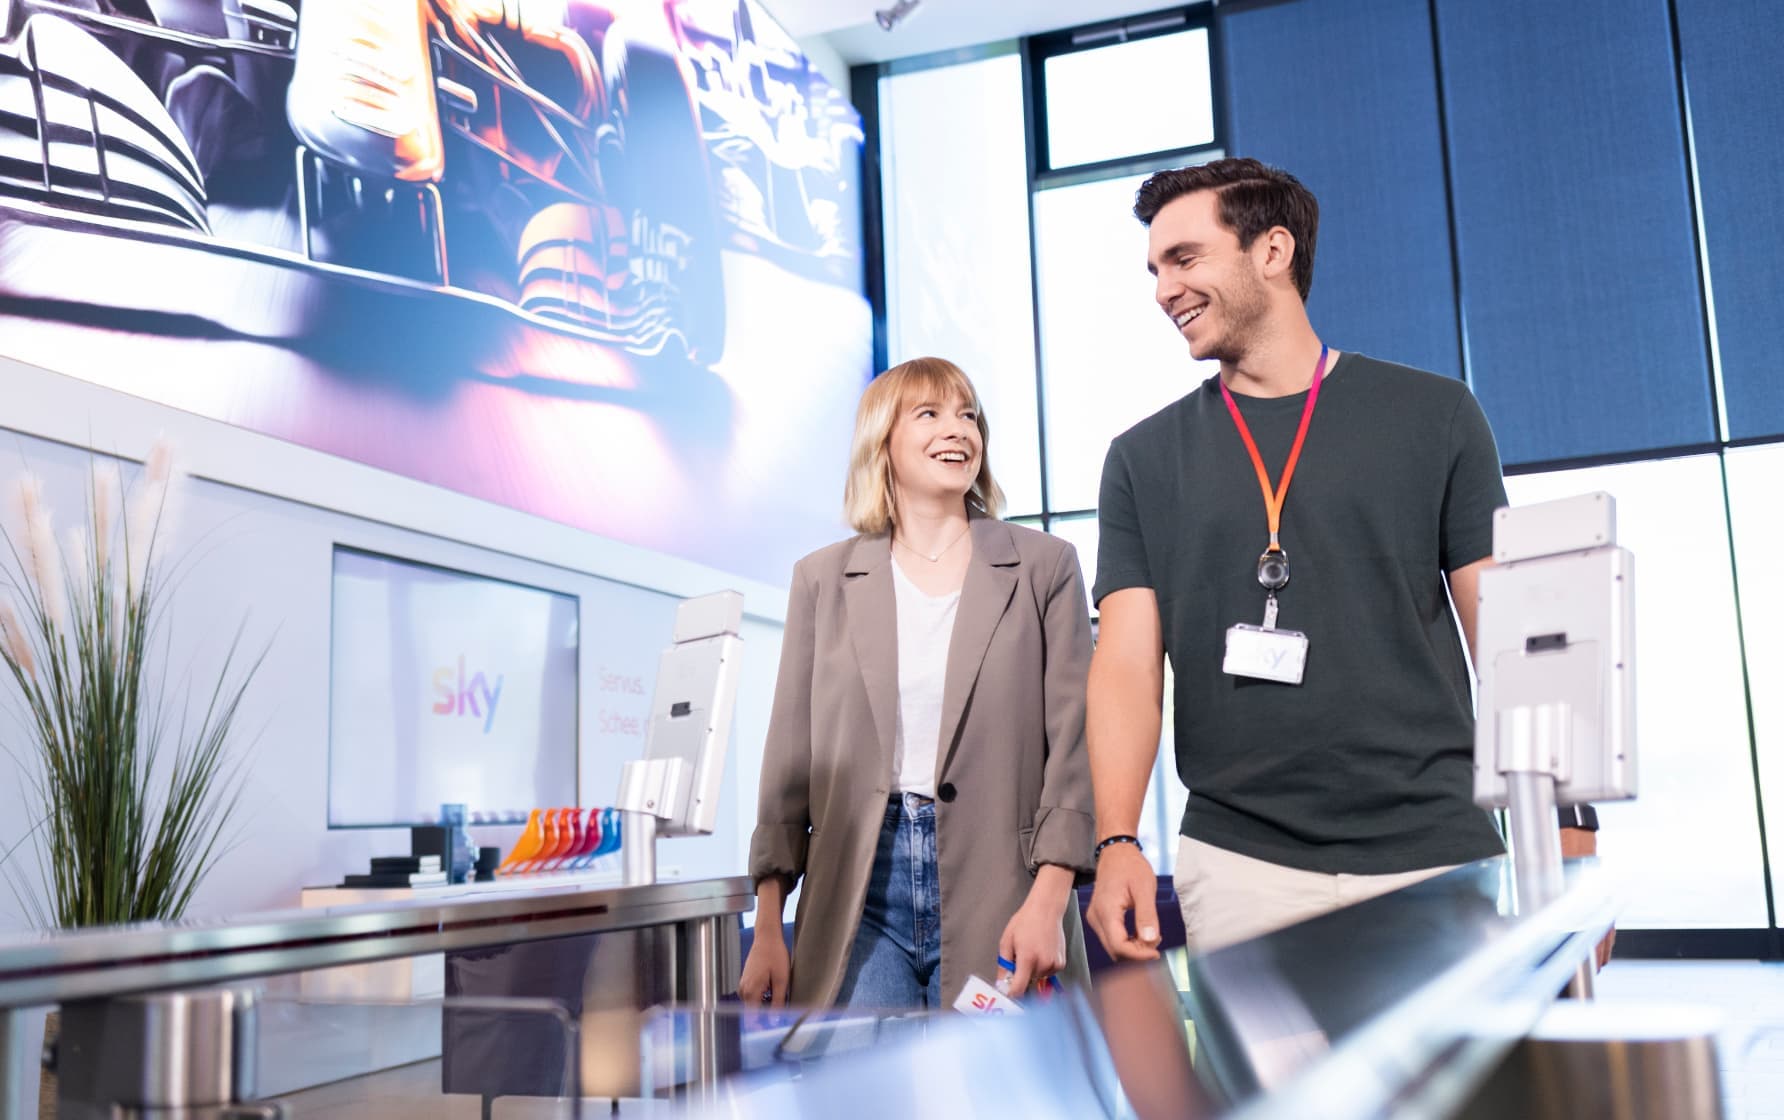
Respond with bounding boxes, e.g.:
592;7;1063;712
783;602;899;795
1133;158;1319;301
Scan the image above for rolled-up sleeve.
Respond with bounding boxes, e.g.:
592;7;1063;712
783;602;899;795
747;558;817;886
1093;439;1152;607
1027;542;1096;875
1440;387;1508;571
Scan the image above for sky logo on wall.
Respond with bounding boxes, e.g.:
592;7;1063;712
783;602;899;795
433;656;504;734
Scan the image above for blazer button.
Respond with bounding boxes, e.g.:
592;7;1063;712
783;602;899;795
937;783;957;803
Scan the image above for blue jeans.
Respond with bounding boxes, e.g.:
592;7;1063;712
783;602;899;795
835;793;942;1010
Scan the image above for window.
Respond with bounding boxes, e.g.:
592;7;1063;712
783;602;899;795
1046;513;1099;597
1145;666;1190;876
1032;172;1220;512
1040;26;1216;171
875;8;1223;876
863;0;1784;939
880;53;1043;515
1504;456;1769;928
1724;444;1784;912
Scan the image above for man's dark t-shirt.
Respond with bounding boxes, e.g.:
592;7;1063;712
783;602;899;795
1094;352;1507;875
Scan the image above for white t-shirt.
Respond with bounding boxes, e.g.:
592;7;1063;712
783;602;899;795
891;558;960;798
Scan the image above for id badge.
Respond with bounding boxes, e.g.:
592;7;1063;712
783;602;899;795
1223;623;1309;685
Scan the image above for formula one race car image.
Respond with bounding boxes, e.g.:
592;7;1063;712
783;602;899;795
675;0;864;287
0;0;871;585
0;0;863;364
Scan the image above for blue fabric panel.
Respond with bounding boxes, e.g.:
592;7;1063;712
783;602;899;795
1219;0;1462;381
1436;0;1714;465
1675;0;1784;441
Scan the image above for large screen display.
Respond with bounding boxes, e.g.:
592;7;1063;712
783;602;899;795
328;547;581;828
0;1;869;583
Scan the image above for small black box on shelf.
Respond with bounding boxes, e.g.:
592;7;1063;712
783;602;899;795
343;870;448;888
372;855;441;873
411;825;449;861
475;847;500;881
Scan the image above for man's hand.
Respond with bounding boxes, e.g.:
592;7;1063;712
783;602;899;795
1560;826;1616;968
998;895;1069;995
1087;843;1162;960
739;924;791;1006
1085;589;1165;961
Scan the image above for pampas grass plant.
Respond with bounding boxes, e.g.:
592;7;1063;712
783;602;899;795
0;443;260;928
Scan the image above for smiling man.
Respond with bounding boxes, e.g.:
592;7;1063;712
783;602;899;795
1082;158;1602;962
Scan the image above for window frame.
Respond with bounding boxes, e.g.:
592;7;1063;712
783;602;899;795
1026;6;1226;182
853;0;1784;956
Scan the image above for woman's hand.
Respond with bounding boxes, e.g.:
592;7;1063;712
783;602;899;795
739;925;791;1007
997;865;1075;994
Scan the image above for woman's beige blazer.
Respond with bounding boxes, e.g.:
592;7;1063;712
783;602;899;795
748;515;1096;1009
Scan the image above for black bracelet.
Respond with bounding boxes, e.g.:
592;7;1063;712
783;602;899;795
1094;835;1142;859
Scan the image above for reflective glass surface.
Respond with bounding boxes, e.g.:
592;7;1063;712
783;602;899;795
1723;443;1784;919
1505;457;1769;927
1043;30;1216;169
1033;172;1220;511
880;53;1043;515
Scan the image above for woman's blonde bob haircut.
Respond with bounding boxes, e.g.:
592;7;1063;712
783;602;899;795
844;357;1006;535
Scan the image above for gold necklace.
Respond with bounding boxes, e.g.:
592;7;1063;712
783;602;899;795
894;524;970;563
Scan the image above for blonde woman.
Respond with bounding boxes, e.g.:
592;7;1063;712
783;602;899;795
739;357;1095;1011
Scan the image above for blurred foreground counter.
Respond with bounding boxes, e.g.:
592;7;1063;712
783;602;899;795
0;876;750;1119
652;857;1718;1120
0;860;1723;1118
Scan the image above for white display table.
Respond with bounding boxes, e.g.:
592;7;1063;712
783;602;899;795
296;865;633;1002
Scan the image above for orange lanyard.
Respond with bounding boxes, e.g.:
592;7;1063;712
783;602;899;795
1218;346;1329;553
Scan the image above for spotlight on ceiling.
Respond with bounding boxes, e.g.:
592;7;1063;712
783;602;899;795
875;0;921;32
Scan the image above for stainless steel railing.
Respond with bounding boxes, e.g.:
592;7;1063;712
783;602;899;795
0;875;751;1118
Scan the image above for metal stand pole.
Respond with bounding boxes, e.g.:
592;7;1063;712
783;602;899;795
1507;770;1565;914
1507;769;1595;999
0;1006;38;1120
1566;950;1597;1000
56;989;258;1118
683;916;721;1099
682;916;721;1009
622;811;658;887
